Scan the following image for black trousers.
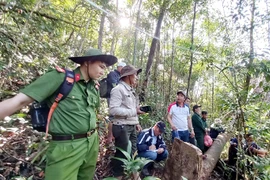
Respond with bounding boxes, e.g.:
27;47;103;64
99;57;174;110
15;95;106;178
111;124;137;176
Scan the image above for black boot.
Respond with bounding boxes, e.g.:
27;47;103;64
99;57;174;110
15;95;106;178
141;167;151;177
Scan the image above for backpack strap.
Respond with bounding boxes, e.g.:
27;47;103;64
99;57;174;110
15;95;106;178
45;69;75;138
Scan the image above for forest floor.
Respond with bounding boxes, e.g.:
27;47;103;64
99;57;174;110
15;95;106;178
0;117;226;180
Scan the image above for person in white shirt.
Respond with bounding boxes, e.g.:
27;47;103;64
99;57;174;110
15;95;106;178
167;90;195;142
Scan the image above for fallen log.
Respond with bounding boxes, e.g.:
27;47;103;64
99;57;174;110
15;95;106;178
163;133;229;180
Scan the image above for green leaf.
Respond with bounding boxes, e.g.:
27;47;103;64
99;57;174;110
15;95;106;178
115;147;131;161
143;176;161;180
27;175;33;180
111;157;129;165
102;178;118;180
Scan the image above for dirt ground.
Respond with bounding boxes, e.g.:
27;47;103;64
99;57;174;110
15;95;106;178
0;119;225;180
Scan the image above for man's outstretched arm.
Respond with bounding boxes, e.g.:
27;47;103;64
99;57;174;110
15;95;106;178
0;93;34;120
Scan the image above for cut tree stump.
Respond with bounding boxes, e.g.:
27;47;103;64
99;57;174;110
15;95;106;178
163;133;229;180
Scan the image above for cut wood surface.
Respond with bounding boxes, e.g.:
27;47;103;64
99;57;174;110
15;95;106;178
164;133;229;180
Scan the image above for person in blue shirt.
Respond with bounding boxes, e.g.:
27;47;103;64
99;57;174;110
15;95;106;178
106;62;126;101
137;121;168;176
244;133;267;157
228;134;243;166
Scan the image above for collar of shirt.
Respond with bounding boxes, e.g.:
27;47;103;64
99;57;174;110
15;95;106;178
74;67;95;84
176;102;185;108
120;81;133;91
151;128;155;136
195;112;201;117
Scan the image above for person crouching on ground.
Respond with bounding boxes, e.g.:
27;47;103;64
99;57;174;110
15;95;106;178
137;121;169;176
245;133;268;157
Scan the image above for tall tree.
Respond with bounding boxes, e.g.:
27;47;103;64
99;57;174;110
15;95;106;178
133;0;143;65
186;0;197;97
243;0;255;104
98;12;106;50
141;0;169;100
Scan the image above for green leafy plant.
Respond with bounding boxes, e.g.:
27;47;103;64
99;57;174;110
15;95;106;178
111;147;154;180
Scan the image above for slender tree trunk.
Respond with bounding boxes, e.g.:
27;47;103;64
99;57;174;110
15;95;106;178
141;0;167;101
144;9;164;83
98;12;106;50
77;16;91;55
133;0;143;65
110;33;117;55
139;35;147;67
110;0;118;55
243;0;255;104
163;33;167;110
186;1;197;98
211;67;215;121
153;41;160;90
164;31;170;106
168;23;175;104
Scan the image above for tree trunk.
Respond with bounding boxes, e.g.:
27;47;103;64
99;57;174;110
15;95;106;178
153;41;160;90
141;0;167;101
243;0;255;104
110;32;118;55
133;0;143;65
77;16;91;56
98;12;106;50
186;1;197;98
168;22;175;104
201;134;230;179
164;31;171;106
139;34;147;67
163;133;229;180
144;7;165;85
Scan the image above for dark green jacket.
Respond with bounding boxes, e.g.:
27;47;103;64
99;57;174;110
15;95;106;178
192;113;205;137
202;118;208;129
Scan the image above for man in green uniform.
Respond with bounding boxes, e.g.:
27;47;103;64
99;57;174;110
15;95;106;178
201;111;208;130
192;105;206;153
0;48;117;180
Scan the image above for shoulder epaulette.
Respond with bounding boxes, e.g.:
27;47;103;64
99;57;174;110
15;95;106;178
55;66;65;73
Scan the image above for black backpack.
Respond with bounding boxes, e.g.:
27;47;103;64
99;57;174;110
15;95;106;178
30;69;75;133
99;77;108;98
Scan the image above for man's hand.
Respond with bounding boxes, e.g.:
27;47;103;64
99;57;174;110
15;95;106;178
190;130;195;138
149;145;156;151
106;135;114;144
137;107;145;115
156;148;164;154
171;124;177;131
136;124;142;132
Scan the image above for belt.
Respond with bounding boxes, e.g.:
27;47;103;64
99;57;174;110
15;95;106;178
112;122;135;126
51;129;96;141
